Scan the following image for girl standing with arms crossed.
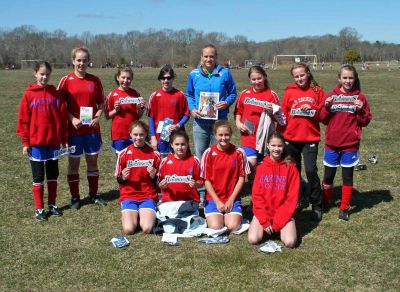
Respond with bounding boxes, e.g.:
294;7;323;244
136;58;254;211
105;67;145;154
201;121;250;231
320;64;372;221
17;62;68;221
115;121;161;234
280;63;324;221
58;47;106;209
248;132;299;248
158;131;203;204
147;65;190;158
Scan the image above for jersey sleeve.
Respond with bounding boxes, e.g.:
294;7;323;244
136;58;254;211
95;77;105;106
356;93;372;127
251;164;271;228
234;92;245;116
200;148;212;180
271;163;300;232
114;150;127;178
16;93;31;147
147;91;157;119
106;91;115;112
60;96;69;145
237;148;251;176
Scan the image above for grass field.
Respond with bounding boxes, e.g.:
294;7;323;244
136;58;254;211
0;67;399;291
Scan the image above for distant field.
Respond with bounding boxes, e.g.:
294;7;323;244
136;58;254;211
0;67;399;291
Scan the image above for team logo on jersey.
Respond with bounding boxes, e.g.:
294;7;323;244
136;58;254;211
87;84;94;92
167;159;173;164
212;152;218;156
290;108;316;117
119;97;142;105
113;92;119;96
244;97;270;108
187;167;194;175
127;159;154;168
259;174;287;190
156;93;162;97
231;159;237;168
165;174;192;183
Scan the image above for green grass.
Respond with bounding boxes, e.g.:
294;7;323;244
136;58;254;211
1;67;399;291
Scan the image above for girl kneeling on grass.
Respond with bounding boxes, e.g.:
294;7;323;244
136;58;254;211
158;130;203;203
201;120;251;231
115;121;161;234
248;132;299;248
320;64;372;221
17;61;68;221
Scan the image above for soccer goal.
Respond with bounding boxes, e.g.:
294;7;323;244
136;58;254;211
272;55;318;70
20;59;44;70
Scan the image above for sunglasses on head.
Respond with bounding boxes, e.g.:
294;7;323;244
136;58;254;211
161;76;173;80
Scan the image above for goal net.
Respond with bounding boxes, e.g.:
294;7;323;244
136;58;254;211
272;55;318;69
20;59;43;70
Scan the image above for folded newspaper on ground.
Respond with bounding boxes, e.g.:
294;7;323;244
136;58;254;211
162;233;179;246
231;219;250;235
203;226;228;237
259;240;282;253
198;235;230;244
54;146;76;158
110;236;130;248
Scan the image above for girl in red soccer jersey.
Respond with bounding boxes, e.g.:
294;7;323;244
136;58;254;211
147;64;190;158
115;121;161;234
105;67;145;154
17;62;68;221
235;65;281;168
248;132;299;248
58;47;106;209
280;62;324;221
320;64;372;221
158;131;203;203
201;121;250;231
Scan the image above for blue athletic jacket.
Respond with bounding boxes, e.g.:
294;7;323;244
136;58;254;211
186;64;237;122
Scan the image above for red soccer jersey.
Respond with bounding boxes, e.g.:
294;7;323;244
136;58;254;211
235;87;280;149
58;72;104;136
115;144;161;202
159;153;202;203
106;87;142;140
252;155;300;232
280;83;324;143
320;85;372;151
147;88;190;139
17;84;68;148
201;144;250;203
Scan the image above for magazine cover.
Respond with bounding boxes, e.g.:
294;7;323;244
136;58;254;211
198;92;219;120
160;118;174;142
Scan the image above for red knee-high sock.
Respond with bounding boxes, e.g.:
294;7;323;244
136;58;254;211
47;180;57;205
322;182;333;205
340;185;353;211
67;174;80;199
32;183;44;209
87;170;99;197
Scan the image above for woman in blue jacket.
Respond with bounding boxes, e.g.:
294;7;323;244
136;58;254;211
186;44;237;159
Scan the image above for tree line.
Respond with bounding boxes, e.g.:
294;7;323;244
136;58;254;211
1;25;399;68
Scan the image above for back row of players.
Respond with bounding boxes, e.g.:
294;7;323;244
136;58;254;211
17;44;372;247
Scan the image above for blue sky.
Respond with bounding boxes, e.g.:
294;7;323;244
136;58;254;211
1;0;399;44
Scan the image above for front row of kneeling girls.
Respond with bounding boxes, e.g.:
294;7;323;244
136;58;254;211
114;119;299;248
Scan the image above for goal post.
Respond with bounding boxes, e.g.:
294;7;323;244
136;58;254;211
20;59;43;70
272;55;318;69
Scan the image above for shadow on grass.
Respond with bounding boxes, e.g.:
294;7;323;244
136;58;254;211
334;187;393;214
59;189;120;211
